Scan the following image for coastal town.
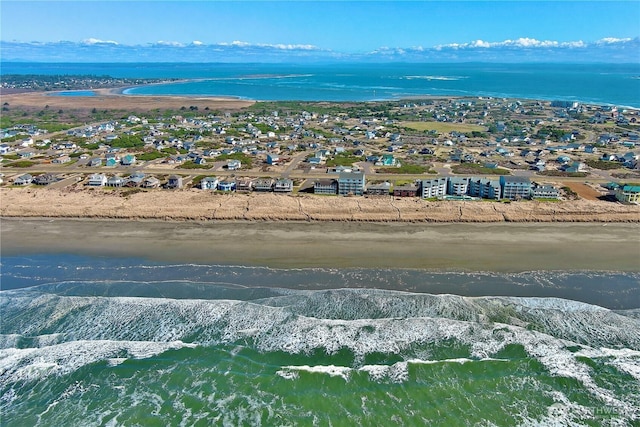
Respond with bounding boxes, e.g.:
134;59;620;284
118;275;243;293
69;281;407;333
1;82;640;207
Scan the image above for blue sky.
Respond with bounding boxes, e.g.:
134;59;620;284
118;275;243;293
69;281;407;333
2;1;639;52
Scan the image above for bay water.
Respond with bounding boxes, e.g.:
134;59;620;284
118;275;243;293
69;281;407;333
2;62;639;107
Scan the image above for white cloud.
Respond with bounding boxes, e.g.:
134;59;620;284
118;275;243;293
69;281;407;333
216;40;319;51
434;37;638;50
596;37;633;45
436;37;591;49
82;38;118;45
191;40;203;46
154;40;184;47
218;40;251;47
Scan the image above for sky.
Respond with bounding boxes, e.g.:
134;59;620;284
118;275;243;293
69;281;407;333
1;1;639;53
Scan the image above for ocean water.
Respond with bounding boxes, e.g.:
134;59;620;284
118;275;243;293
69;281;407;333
2;62;639;107
52;90;96;97
1;254;639;426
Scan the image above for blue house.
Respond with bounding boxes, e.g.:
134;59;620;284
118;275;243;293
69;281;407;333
217;180;236;192
267;154;280;165
121;154;136;166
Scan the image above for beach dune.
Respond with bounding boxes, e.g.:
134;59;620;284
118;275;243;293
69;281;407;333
1;187;639;223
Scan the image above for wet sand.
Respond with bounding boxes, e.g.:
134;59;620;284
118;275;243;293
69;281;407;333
0;90;253;112
2;218;639;272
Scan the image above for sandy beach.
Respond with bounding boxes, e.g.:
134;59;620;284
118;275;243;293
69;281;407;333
2;185;639;271
0;89;254;112
2;217;639;272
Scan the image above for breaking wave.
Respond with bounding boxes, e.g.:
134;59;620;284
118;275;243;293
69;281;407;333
2;284;639;424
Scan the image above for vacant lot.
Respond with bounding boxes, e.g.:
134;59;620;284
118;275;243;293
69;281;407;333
563;182;602;201
402;121;486;134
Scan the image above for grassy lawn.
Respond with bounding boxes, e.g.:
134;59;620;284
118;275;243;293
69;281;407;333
7;160;37;168
451;163;510;175
326;153;363;167
401;121;486;134
177;161;210;170
378;164;433;174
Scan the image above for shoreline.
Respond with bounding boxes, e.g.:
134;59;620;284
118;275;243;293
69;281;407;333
2;217;639;272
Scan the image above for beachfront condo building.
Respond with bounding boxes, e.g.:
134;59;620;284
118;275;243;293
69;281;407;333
469;178;502;200
615;184;640;204
500;176;533;200
420;178;448;198
338;171;366;196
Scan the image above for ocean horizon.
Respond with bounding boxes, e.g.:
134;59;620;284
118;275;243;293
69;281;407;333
3;61;640;107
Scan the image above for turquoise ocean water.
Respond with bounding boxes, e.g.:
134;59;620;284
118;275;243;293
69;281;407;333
3;62;640;107
1;255;639;426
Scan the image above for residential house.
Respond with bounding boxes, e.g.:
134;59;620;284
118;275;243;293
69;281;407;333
167;175;183;189
266;154;280;165
531;183;560;199
615;185;640;204
200;177;219;190
227;159;242;171
52;155;71;164
105;154;119;167
236;179;254;192
307;157;323;166
125;172;145;187
366;181;391;196
33;173;58;185
393;184;420;197
13;173;33;185
313;179;338;195
562;162;587;173
142;177;161;189
89;158;102;167
87;173;107;186
274;178;294;193
378;154;397;167
253;178;274;192
106;176;125;187
217;180;236;192
121;154;137;166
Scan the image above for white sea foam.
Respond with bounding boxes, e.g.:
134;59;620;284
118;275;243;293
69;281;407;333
279;365;352;381
0;340;193;385
403;75;467;81
2;288;639;414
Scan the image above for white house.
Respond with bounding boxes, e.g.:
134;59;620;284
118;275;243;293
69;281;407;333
227;159;242;171
88;173;108;186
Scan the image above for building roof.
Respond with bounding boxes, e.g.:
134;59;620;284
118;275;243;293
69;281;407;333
500;176;531;184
